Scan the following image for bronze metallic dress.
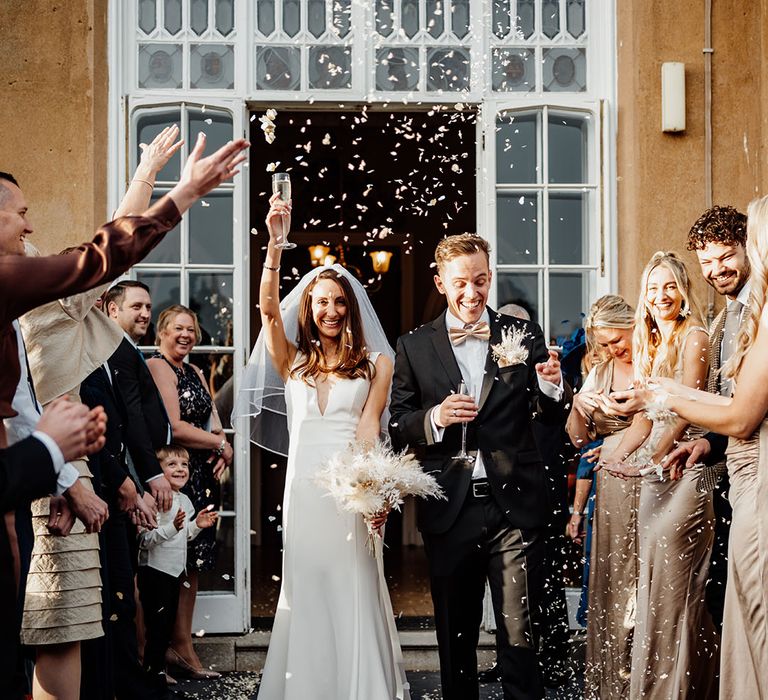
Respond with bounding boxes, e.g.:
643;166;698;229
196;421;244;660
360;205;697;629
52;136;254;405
628;328;718;699
581;361;636;700
720;421;768;699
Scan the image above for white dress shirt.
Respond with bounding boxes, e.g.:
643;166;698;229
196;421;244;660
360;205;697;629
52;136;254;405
138;490;202;577
4;321;78;494
430;308;563;479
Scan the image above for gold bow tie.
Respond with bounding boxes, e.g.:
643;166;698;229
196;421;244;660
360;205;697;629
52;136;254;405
449;321;491;346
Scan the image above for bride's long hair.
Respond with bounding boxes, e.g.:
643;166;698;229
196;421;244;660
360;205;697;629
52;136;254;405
724;194;768;383
290;269;375;384
633;251;704;379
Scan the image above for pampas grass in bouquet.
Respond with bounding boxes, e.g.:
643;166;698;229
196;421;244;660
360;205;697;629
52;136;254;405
315;442;445;555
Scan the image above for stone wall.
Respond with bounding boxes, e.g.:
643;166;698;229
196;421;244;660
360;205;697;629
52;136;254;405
616;0;768;314
0;0;108;255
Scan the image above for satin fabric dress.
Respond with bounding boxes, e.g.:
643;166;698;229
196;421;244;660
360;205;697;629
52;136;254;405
719;420;768;699
258;355;409;700
581;361;636;699
628;328;718;699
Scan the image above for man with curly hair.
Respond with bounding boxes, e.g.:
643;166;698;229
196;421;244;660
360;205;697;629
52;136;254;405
666;204;748;641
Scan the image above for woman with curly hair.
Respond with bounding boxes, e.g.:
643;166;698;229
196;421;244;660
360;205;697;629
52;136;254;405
598;252;718;699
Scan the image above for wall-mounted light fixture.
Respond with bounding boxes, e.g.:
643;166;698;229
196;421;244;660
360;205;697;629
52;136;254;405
369;250;393;274
308;244;330;267
661;62;686;133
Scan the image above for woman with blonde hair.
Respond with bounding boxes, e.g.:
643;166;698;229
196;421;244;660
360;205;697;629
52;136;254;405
566;294;636;698
598;251;718;698
608;195;768;698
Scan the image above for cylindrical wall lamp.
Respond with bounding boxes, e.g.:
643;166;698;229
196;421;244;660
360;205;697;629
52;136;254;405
661;62;686;133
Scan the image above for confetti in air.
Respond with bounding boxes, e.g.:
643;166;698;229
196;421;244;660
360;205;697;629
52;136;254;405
260;109;278;144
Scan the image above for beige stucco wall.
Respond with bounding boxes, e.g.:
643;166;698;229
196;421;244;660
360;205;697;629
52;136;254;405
0;0;108;255
616;0;768;316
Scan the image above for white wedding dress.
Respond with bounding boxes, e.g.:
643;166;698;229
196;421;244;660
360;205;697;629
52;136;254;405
258;356;410;700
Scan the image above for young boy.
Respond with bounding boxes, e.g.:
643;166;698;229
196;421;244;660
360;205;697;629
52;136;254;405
137;445;218;687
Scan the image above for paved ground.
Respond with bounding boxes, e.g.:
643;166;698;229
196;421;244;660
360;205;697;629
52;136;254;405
170;669;583;699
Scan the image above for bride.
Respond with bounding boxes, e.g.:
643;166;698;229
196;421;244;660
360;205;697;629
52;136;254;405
234;194;409;699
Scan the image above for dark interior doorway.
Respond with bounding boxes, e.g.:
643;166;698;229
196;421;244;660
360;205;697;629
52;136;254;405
247;107;477;625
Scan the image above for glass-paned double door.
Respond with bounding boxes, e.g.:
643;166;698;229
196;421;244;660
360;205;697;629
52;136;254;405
129;99;250;632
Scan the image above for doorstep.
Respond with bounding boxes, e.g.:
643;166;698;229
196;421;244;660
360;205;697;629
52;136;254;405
193;629;497;673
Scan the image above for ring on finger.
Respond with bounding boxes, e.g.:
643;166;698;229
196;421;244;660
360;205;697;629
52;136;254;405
452;409;457;417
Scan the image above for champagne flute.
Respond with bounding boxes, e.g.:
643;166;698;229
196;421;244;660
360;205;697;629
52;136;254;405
272;172;295;250
452;379;472;462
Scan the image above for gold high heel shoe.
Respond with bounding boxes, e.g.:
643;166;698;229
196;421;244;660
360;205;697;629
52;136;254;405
165;647;222;680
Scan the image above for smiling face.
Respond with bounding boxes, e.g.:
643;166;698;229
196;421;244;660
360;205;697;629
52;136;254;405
645;264;683;322
159;312;197;359
434;252;492;325
696;241;749;299
592;327;633;365
310;278;348;341
0;180;33;257
159;453;190;491
108;286;153;342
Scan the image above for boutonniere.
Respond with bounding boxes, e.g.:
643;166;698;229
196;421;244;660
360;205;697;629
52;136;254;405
491;326;529;368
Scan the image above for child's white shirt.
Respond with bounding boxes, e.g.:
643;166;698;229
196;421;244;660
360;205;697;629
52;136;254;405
138;490;202;577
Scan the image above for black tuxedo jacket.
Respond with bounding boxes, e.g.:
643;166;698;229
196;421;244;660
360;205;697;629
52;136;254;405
80;365;133;501
0;436;57;514
108;337;170;485
389;309;571;534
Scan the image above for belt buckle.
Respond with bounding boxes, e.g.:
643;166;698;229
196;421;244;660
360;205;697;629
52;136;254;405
472;480;490;498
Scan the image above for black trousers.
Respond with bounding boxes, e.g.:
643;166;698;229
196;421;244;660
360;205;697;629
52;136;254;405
423;491;546;700
706;474;732;631
82;512;165;700
137;565;181;687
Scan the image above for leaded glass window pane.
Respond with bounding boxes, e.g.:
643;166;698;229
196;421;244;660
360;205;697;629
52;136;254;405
427;47;470;92
189;192;233;264
497;192;538;264
164;0;182;34
401;0;419;39
549;192;587;264
451;0;470;39
375;47;419;91
549;271;588;343
308;0;326;38
189;272;234;346
190;0;209;35
376;0;395;37
332;0;351;38
427;0;444;39
138;43;183;89
257;0;276;36
497;271;540;324
542;0;560;38
548;114;587;182
137;109;182;181
215;0;235;36
516;0;535;38
492;0;511;39
256;46;301;90
309;45;352;89
189;108;233;155
143;192;181;264
138;0;157;34
567;0;586;38
283;0;301;38
543;48;586;92
492;48;534;92
496;112;538;184
190;44;235;89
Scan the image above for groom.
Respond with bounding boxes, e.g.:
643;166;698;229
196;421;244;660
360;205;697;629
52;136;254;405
389;234;569;700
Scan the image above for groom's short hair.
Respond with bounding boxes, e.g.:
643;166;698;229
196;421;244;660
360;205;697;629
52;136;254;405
435;234;491;272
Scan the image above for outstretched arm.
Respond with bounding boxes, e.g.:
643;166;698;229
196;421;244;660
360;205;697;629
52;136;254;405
664;309;768;438
259;194;296;380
